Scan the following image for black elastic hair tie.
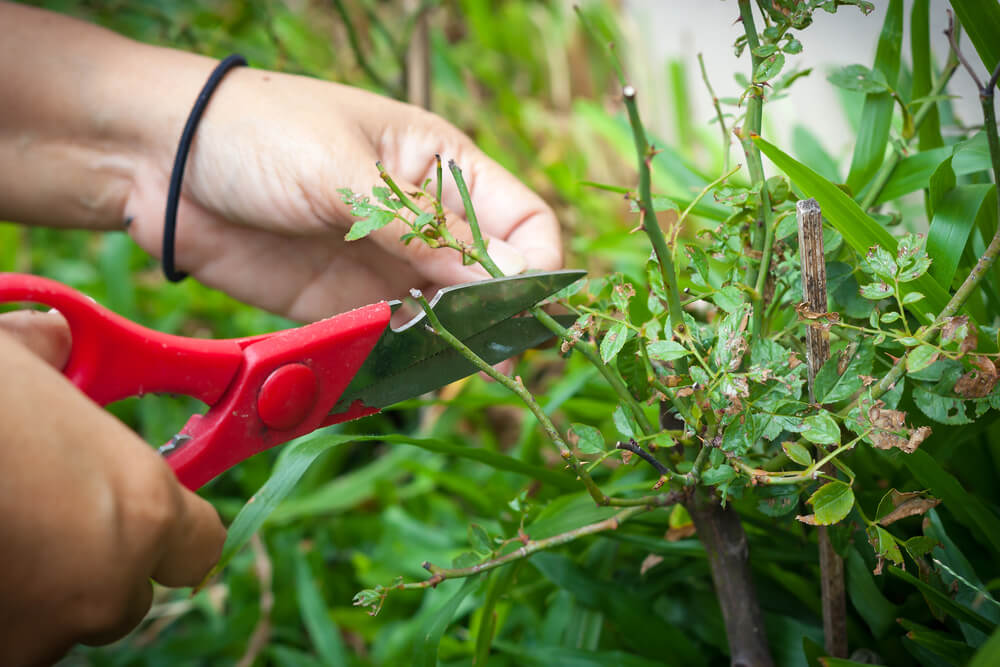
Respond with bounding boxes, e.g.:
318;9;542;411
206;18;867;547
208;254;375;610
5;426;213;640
163;54;247;282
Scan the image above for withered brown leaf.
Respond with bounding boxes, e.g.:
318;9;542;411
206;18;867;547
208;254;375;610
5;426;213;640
954;356;998;398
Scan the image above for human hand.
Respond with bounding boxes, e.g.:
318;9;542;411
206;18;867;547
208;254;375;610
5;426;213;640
119;52;562;322
0;326;225;665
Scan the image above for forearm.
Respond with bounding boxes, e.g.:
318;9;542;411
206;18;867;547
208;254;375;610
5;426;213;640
0;2;213;230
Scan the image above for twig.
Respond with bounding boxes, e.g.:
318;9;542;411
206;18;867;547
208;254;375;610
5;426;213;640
406;504;663;589
617;438;671;479
737;0;777;341
622;84;688;370
411;289;610;506
449;160;503;276
797;199;848;658
698;52;731;172
945;10;984;91
237;534;274;667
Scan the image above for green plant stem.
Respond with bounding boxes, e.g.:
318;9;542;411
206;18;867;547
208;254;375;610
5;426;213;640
672;163;744;248
530;307;654;435
411;289;610;506
730;432;868;485
622;85;688;369
448;160;504;276
404;505;652;590
859;58;959;210
737;0;776;340
698;52;730;172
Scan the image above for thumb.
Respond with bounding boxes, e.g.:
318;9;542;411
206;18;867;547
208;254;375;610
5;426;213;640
0;309;71;369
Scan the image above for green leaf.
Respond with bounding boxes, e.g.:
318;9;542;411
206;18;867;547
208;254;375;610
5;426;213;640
862;244;897;280
898;619;976;665
845;0;902;193
295;552;349;666
913;386;971;424
702;464;736;486
951;0;1000;73
754;52;785;82
600;321;630;363
345;208;395;241
413;577;481;667
901;291;925;304
859;281;893;300
969;627;1000;667
570;423;606;454
754;136;955;325
710;302;752;372
910;0;943;150
802;412;841;445
806;481;855;525
889;566;997;634
877;133;992;204
612;405;638;439
846;548;898;638
814;340;876;404
617;338;650;401
827;64;889;94
468;524;492;554
713;285;746;313
867;524;903;566
756;484;801;517
928;185;997;288
646;339;690;361
906;344;939;374
783;441;813;466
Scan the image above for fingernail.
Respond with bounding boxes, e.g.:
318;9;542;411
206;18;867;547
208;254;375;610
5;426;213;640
488;240;528;276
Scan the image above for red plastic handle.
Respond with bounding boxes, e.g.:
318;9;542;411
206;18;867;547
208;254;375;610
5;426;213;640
0;273;392;490
0;274;243;405
166;301;390;489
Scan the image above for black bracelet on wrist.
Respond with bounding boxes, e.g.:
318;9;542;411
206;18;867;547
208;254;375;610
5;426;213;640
162;54;247;283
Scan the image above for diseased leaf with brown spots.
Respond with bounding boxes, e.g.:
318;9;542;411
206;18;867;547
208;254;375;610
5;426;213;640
954;356;998;398
878;496;941;526
941;315;977;355
866;401;930;453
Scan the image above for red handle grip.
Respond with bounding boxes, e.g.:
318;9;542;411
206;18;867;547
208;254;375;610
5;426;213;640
0;273;244;406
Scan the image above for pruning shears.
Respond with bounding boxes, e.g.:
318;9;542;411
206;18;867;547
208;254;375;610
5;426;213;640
0;270;582;490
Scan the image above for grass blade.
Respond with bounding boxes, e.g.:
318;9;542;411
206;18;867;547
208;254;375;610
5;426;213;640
295;551;349;666
413;577;480;667
910;0;943;151
951;0;1000;72
889;566;997;634
927;184;996;287
846;0;903;195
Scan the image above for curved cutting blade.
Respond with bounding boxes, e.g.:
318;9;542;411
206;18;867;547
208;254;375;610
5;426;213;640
331;269;584;413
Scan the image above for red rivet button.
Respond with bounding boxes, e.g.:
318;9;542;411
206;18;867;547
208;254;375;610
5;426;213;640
257;363;318;431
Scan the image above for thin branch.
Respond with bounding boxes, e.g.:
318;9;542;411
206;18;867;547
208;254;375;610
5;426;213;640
698;52;731;172
737;0;776;339
411;288;610;506
622;84;688;371
617;438;671;478
449;160;503;276
944;10;984;91
403;504;658;589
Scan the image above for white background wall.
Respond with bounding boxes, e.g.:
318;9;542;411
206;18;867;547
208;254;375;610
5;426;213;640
622;0;984;167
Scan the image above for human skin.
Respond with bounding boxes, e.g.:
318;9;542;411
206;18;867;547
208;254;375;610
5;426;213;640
0;2;561;663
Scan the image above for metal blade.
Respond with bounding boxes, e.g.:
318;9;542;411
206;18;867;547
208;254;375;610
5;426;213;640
331;269;584;413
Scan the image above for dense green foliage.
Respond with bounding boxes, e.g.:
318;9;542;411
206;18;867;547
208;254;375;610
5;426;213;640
13;1;1000;665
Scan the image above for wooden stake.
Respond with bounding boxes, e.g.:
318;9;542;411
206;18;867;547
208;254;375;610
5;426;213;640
797;198;848;658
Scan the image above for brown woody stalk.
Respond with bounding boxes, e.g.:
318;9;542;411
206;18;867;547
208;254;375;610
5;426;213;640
797;199;848;658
